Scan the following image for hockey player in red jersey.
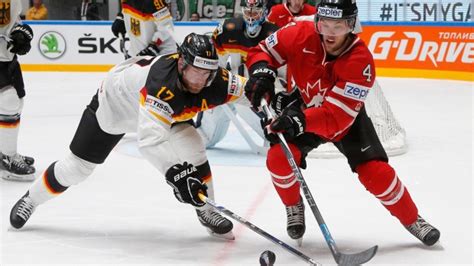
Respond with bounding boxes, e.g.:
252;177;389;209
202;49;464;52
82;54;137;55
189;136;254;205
267;0;316;28
9;33;250;241
245;0;440;246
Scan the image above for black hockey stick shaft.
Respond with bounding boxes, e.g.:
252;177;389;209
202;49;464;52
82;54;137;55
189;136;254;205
261;100;378;265
198;193;320;266
119;33;131;59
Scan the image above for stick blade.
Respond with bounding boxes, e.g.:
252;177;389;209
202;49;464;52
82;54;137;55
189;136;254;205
336;245;378;266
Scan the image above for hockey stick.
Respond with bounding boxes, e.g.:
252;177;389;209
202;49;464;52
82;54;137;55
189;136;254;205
198;193;320;266
261;100;378;266
119;33;131;59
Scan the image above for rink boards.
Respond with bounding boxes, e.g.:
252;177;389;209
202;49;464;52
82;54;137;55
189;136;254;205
18;20;474;81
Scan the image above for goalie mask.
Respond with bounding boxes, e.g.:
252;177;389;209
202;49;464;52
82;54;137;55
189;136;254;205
315;0;358;36
243;0;266;38
178;33;219;87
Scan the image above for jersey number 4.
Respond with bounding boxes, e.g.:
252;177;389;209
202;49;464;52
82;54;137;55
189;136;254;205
363;64;372;82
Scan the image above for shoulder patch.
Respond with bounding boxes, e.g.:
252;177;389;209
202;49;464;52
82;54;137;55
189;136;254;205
266;33;278;49
343;82;370;101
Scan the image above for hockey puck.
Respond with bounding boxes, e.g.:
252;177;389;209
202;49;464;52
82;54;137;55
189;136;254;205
259;250;276;266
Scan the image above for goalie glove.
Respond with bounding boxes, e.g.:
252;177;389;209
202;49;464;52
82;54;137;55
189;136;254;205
166;162;207;207
8;24;33;55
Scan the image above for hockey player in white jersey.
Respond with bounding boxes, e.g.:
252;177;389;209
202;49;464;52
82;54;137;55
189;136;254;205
0;0;36;181
10;33;253;241
111;0;176;57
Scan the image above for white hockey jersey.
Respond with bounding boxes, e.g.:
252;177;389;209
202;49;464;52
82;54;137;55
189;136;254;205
0;0;21;62
121;0;176;56
95;54;248;174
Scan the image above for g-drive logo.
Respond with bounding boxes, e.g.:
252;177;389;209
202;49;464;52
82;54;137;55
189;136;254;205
318;7;343;18
343;82;369;101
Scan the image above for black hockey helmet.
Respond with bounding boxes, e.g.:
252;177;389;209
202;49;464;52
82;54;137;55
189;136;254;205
178;33;219;86
315;0;358;35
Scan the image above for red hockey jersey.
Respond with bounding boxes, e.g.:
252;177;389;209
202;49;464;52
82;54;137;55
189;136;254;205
246;21;376;142
267;3;316;28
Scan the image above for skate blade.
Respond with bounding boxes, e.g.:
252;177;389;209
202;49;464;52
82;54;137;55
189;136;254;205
206;228;235;240
295;237;303;247
0;170;35;182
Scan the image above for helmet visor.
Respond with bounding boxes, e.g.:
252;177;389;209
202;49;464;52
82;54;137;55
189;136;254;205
316;17;353;36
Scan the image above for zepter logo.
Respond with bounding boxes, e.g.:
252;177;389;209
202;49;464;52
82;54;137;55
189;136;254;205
38;31;66;59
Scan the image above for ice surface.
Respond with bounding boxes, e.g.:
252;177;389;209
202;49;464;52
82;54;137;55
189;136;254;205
1;72;472;265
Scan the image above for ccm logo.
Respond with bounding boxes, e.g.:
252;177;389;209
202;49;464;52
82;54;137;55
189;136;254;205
344;84;369;100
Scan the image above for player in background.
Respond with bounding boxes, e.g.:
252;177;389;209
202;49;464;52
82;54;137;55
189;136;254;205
111;0;176;57
9;33;252;241
195;0;280;150
267;0;316;93
267;0;316;28
0;1;36;181
245;0;440;246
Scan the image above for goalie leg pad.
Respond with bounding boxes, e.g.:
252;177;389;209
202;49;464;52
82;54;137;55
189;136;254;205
356;160;418;225
195;105;232;148
267;143;303;206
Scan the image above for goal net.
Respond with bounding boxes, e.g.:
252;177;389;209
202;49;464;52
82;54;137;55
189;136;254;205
307;81;408;158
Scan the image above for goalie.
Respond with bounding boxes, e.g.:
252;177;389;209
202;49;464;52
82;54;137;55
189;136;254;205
195;0;282;153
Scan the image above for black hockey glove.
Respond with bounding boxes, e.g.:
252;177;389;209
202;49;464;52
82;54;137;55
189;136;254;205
271;89;303;116
8;24;33;55
268;105;306;140
165;162;208;207
111;13;126;37
137;43;160;56
260;117;279;145
245;62;277;110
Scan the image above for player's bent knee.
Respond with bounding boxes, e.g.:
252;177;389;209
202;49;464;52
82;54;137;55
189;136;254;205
356;160;396;194
267;143;302;173
0;86;23;114
54;152;97;186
